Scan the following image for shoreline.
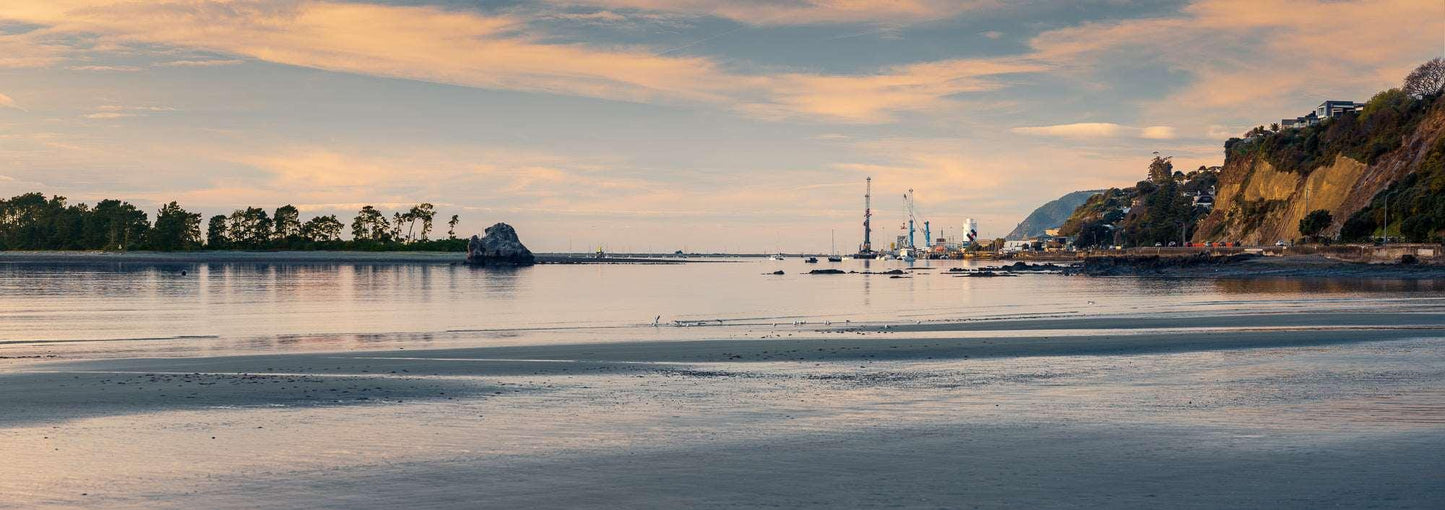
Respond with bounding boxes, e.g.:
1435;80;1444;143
0;250;725;265
1074;253;1445;279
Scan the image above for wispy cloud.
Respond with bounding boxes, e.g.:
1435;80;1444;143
154;59;245;67
96;105;175;112
1011;123;1177;140
743;58;1047;123
544;0;997;26
0;92;18;109
67;65;142;72
0;1;1046;124
1026;0;1443;128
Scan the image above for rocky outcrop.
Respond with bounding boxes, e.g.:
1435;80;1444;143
465;223;535;266
1195;155;1368;244
1194;93;1445;244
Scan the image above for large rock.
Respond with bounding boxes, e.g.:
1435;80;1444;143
465;223;535;266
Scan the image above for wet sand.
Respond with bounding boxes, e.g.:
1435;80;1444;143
2;311;1444;508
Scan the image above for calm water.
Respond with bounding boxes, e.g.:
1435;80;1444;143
3;258;1444;353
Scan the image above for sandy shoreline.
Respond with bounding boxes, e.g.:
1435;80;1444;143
3;310;1443;508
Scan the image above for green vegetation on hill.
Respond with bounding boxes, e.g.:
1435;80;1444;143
0;193;469;252
1059;157;1217;248
1195;58;1445;244
1340;134;1445;242
1228;89;1435;174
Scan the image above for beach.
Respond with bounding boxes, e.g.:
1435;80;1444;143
3;306;1443;508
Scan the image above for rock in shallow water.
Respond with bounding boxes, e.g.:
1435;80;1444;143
465;223;535;266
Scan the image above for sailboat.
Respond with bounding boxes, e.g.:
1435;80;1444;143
827;230;842;262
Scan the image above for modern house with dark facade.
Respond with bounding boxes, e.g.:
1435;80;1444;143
1282;100;1363;128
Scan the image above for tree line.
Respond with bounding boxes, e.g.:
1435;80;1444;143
1058;157;1218;249
0;192;468;251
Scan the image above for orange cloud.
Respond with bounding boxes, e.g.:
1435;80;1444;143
0;0;1037;124
546;0;997;25
1027;0;1442;126
1011;123;1177;140
746;58;1046;123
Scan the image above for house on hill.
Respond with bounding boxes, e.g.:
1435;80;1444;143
1282;100;1363;128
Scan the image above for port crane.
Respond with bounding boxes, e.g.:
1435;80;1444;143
900;189;917;261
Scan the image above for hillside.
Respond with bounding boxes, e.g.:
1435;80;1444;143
1056;158;1217;248
1194;88;1445;244
1006;190;1103;240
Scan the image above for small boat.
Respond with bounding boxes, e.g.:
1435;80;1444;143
827;256;842;263
826;230;843;263
770;253;785;260
805;257;819;263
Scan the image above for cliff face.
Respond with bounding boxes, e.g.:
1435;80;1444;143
1195;94;1445;244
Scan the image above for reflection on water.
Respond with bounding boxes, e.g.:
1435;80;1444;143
2;259;1443;347
1214;277;1445;294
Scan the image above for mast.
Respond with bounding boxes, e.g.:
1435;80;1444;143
860;177;873;254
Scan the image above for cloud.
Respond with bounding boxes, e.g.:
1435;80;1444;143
81;105;175;119
0;0;1044;124
154;59;245;67
1010;123;1176;140
66;65;142;72
1138;126;1176;140
1025;0;1442;128
96;105;175;112
0;30;64;68
743;58;1047;123
0;92;17;109
1011;122;1123;138
544;0;996;26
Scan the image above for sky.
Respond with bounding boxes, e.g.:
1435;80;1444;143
0;0;1442;253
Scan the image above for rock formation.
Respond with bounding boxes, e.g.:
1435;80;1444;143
465;223;535;266
1194;93;1445;244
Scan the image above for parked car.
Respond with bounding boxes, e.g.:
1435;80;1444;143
1275;240;1287;247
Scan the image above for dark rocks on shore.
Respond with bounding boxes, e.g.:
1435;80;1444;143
954;270;1016;277
465;223;535;266
1002;261;1071;271
1079;253;1257;276
808;269;847;275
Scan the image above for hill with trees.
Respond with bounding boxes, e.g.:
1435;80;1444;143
1056;158;1218;248
0;195;469;252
